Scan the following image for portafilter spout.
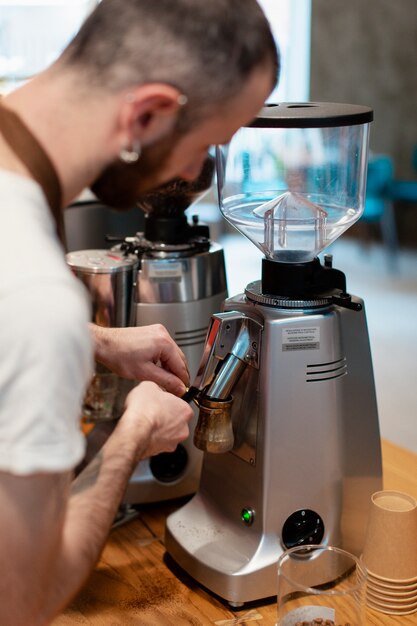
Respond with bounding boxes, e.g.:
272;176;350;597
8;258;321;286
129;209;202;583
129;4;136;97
188;311;262;453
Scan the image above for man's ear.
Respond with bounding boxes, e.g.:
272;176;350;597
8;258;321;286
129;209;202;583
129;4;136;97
118;83;186;148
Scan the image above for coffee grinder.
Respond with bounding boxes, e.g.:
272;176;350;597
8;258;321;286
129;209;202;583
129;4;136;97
68;158;227;504
165;103;383;605
122;157;228;502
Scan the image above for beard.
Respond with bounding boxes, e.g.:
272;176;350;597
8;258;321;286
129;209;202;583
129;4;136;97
90;131;179;210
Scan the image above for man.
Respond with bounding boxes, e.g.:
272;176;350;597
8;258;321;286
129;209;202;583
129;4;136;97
0;0;278;623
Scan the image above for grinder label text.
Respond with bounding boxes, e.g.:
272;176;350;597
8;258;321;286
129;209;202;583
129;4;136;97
282;327;320;351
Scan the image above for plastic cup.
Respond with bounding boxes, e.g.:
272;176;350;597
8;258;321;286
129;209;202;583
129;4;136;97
83;372;118;422
277;545;367;626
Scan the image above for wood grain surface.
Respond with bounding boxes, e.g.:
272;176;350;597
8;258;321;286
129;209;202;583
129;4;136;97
52;440;417;625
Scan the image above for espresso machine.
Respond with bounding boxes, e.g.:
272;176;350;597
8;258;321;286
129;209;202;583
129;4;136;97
67;158;227;504
165;103;383;605
123;159;227;502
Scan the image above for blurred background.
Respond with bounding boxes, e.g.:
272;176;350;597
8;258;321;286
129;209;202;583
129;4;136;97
0;0;416;452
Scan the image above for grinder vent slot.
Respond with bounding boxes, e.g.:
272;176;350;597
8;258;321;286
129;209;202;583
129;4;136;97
306;357;347;382
175;326;208;348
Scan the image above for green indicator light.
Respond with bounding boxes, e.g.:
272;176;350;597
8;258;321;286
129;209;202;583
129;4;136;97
241;507;255;526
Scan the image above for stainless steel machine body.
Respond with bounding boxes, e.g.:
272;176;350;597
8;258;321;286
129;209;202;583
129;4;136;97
67;238;227;504
68;156;229;505
67;249;138;328
124;241;227;502
66;249;140;419
165;283;382;604
166;103;383;604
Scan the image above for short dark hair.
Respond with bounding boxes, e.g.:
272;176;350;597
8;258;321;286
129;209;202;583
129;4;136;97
60;0;279;126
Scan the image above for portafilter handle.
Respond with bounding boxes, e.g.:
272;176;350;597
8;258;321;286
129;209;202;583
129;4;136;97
181;386;200;404
187;311;262;453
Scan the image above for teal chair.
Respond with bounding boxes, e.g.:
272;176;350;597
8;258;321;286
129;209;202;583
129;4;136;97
362;155;398;260
388;145;417;203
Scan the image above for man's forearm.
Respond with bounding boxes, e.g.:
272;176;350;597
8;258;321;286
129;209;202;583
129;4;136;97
89;322;111;365
0;382;187;626
39;418;150;625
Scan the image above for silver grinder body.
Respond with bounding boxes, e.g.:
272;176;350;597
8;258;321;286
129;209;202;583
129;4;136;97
165;288;382;605
124;243;227;503
67;244;227;503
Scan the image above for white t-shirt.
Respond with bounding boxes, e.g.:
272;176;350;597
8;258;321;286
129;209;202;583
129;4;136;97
0;169;93;475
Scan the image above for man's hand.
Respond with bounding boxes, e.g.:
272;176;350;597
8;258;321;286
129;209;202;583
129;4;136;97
90;324;189;397
121;381;194;460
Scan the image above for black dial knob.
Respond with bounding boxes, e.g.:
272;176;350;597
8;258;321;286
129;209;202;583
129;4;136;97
149;444;188;483
282;509;325;549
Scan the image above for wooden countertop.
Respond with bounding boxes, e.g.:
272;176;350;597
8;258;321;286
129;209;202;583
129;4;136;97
53;439;417;625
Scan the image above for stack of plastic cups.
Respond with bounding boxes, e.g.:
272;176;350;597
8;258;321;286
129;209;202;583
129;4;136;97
361;490;417;616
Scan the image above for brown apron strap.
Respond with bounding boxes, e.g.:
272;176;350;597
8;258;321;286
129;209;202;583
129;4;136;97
0;103;66;247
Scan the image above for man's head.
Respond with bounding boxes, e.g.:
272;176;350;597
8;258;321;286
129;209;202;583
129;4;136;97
58;0;279;207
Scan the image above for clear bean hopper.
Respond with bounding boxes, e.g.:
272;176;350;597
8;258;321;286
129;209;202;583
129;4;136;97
217;103;370;264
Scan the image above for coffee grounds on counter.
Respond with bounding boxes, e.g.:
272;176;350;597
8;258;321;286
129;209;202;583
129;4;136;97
294;620;351;626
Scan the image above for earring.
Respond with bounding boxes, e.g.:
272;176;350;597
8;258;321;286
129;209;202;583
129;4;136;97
119;140;142;164
177;94;188;106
